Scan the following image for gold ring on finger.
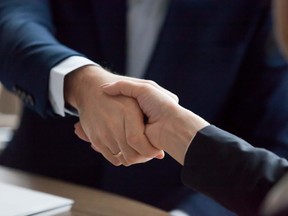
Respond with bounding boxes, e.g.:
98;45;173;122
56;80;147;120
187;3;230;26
112;152;122;157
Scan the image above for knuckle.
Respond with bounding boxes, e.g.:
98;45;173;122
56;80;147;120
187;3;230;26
146;80;157;86
123;162;132;167
110;159;122;166
126;135;140;147
122;159;133;167
124;158;135;165
114;161;122;167
125;155;139;165
173;94;179;102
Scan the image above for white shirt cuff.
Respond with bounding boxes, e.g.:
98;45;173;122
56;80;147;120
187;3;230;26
49;56;99;116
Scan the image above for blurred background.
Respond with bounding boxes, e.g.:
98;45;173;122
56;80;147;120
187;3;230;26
0;84;21;153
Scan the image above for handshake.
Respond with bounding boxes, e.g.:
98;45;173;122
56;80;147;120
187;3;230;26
73;79;209;166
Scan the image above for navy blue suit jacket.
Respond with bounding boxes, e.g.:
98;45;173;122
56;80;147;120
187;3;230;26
1;0;288;214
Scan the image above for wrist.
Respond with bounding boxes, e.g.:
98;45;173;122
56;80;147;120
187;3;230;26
164;107;209;165
64;65;107;110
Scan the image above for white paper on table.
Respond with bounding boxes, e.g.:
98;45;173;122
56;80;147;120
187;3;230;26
0;182;74;216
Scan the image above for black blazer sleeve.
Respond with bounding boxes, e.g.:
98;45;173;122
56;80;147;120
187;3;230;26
0;0;82;116
181;125;288;216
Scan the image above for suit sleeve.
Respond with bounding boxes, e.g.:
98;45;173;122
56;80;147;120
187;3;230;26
0;0;82;116
181;125;288;216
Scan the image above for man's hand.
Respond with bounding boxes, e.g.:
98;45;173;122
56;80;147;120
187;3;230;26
100;80;210;165
65;65;166;166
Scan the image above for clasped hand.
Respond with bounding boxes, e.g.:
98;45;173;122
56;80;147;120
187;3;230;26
67;66;179;166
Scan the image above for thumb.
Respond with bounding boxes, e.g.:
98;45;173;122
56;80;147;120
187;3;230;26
101;80;145;99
